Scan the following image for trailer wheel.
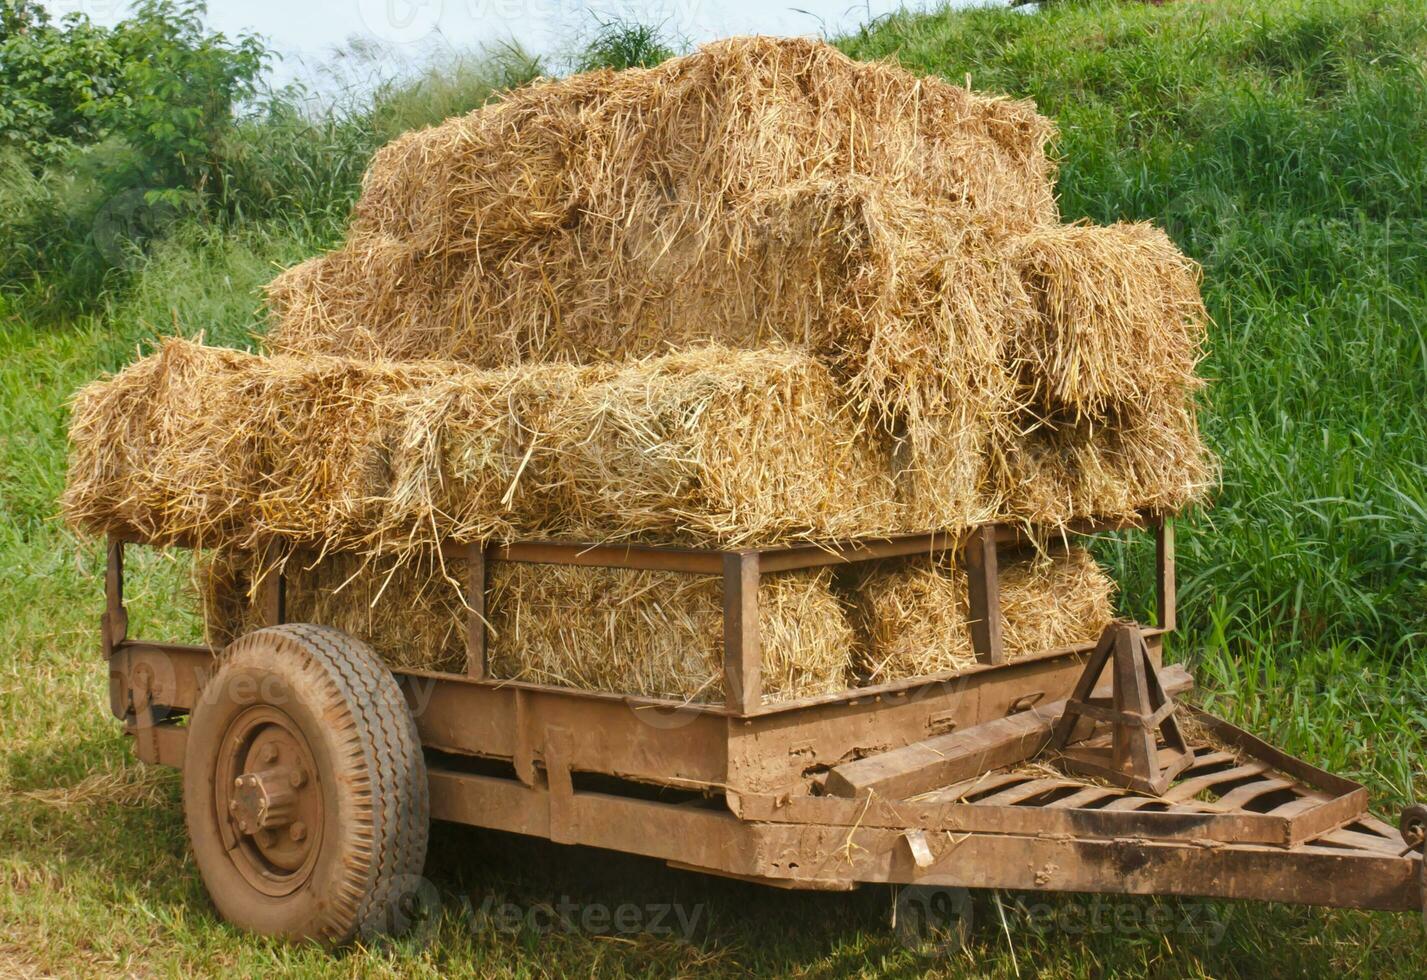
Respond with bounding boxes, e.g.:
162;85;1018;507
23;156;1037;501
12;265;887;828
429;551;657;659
183;624;429;944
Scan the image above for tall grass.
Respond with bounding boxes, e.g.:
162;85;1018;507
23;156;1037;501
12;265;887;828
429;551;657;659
215;44;546;242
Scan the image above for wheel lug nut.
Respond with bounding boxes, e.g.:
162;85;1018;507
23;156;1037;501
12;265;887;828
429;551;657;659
289;769;307;789
290;821;307;842
261;743;279;764
228;799;237;812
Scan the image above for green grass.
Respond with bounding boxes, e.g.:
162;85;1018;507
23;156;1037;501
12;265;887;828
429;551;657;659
4;0;1427;974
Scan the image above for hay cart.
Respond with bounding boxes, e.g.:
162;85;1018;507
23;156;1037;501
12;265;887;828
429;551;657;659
102;515;1427;943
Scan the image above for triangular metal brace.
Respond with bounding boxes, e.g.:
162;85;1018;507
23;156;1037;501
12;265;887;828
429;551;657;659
1049;621;1193;796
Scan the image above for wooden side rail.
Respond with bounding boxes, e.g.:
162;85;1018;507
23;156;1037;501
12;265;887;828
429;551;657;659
104;511;1175;718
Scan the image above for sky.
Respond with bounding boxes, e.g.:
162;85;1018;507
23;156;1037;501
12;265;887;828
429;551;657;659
42;1;978;91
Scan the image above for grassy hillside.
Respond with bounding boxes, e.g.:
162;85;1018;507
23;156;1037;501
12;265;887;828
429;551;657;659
848;0;1427;656
3;0;1427;974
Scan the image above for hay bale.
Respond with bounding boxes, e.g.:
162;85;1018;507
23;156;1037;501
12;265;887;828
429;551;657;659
64;339;902;552
528;345;900;545
199;550;467;673
999;546;1118;655
998;399;1218;528
265;37;1057;366
853;559;979;682
62;340;263;546
263;236;443;364
486;564;853;703
269;179;1032;538
1009;222;1207;417
852;547;1117;683
743;177;1029;531
199;551;853;703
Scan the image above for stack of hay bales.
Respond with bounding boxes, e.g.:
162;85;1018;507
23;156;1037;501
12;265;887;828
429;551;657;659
63;37;1214;702
64;339;900;551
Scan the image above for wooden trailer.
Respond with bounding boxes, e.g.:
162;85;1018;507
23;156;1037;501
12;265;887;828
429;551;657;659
100;515;1427;943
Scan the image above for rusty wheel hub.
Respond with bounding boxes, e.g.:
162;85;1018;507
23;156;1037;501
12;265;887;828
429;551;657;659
216;706;323;895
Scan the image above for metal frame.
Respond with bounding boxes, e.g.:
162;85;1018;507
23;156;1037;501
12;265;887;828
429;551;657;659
99;513;1427;917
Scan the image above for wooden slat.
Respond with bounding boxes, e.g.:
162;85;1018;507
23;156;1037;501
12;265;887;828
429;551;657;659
1046;786;1126;809
470;540;725;574
747;630;1159;718
826;665;1194;800
465;543;487;679
964;526;1004;664
1181;750;1241;772
917;771;1034;805
722;552;762;714
973;778;1076;807
1317;828;1408;857
1266;794;1334;820
755;532;961;574
1102;795;1169;812
1209;777;1297;813
1156;517;1176;631
1161;762;1272;803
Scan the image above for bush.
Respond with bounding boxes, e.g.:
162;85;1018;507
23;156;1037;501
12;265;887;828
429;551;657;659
0;1;266;313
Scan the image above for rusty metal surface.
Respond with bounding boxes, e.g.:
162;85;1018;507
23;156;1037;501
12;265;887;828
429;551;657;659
420;764;1422;912
102;517;1427;916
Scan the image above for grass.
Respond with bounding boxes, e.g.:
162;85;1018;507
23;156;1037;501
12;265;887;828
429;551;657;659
3;0;1427;974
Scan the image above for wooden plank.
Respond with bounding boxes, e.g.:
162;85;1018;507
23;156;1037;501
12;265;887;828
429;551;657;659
465;543;487;679
1317;828;1408;857
747;627;1166;718
1046;786;1126;809
1208;777;1297;813
736;789;1301;846
964;525;1004;664
972;777;1076;807
1187;708;1368;799
258;541;285;628
917;771;1037;804
755;532;961;574
102;537;128;658
1102;795;1170;812
825;665;1194;800
1157;517;1177;631
722;552;762;714
464;540;725;574
1160;762;1271;802
1181;750;1241;771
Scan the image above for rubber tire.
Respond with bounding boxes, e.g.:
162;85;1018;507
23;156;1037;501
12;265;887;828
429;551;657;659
183;624;429;944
